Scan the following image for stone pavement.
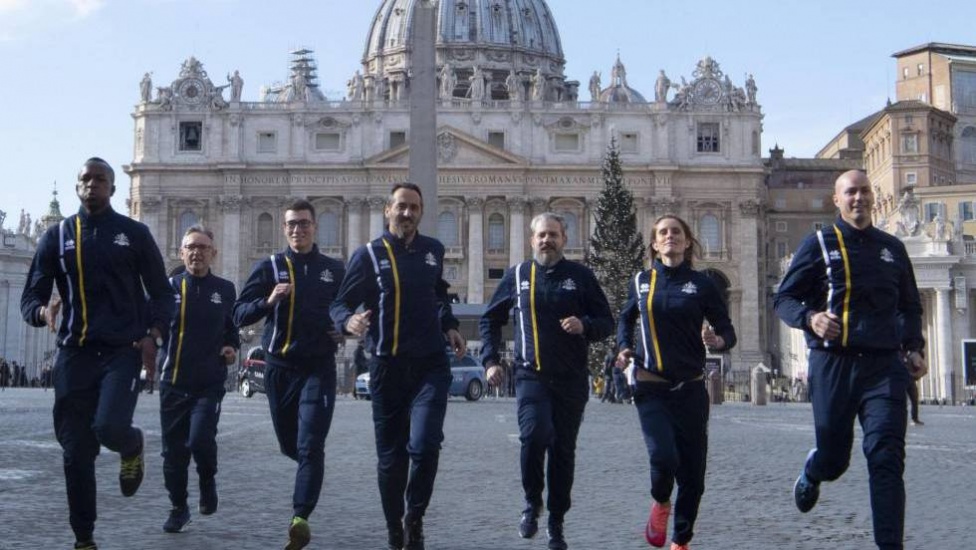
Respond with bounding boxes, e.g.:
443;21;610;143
1;388;973;549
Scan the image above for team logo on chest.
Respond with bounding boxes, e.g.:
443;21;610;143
211;292;222;304
880;248;895;263
561;279;577;291
277;271;289;281
174;293;182;305
425;252;437;267
829;250;842;261
681;282;698;295
113;233;130;247
321;269;334;283
639;282;650;294
380;259;391;270
64;238;76;251
520;280;531;292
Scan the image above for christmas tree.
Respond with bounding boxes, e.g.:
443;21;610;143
586;139;646;375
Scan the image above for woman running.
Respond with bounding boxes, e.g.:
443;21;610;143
616;215;736;550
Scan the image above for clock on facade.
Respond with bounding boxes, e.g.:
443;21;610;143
694;78;722;105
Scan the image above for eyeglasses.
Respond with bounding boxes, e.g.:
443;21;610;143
182;244;212;251
284;220;313;230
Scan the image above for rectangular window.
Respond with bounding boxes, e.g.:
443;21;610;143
696;122;720;153
444;265;459;281
315;132;341;151
960;202;974;221
488;268;505;280
924;202;942;222
917;63;924;76
774;198;787;209
390;131;407;149
257;132;277;154
902;134;918;153
810;198;823;209
554;133;580;151
776;241;788;259
904;115;914;126
902;67;909;80
775;221;788;232
905;172;917;186
488;131;505;149
620;132;638;153
179;121;203;152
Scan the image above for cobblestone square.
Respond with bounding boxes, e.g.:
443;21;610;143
1;388;973;549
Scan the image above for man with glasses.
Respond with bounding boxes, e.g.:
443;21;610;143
21;157;174;550
157;225;239;533
234;199;345;550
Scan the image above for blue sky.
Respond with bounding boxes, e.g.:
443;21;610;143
1;0;973;228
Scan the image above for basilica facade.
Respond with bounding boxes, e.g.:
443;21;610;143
124;0;767;370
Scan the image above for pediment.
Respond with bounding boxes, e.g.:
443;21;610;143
365;125;527;167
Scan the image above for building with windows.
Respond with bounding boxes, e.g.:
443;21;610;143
125;0;769;371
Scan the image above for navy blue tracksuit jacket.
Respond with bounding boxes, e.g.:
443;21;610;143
330;231;459;358
617;260;736;382
21;207;174;346
160;271;239;390
234;245;346;364
774;218;924;354
480;259;615;379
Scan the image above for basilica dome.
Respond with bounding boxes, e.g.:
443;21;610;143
363;0;567;98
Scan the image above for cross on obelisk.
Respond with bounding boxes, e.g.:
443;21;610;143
409;0;437;235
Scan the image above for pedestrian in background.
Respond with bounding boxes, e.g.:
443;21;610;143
616;215;736;550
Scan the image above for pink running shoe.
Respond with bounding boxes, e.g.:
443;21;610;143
644;501;671;547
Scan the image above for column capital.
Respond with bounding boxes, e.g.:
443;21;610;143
506;196;529;213
139;197;162;214
367;196;387;209
530;196;549;211
218;195;246;212
738;199;764;218
345;197;367;209
466;197;486;210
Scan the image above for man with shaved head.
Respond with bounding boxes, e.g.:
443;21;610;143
774;170;926;550
21;157;174;550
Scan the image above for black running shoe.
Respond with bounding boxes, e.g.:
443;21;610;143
74;540;98;550
547;522;568;550
387;523;404;550
163;506;191;533
404;516;424;550
519;505;541;539
793;449;820;513
119;427;144;497
199;478;218;515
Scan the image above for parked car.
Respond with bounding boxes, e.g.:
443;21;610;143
239;347;267;398
354;352;486;402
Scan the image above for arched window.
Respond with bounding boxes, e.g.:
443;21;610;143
317;211;340;247
438;211;458;246
699;215;720;255
179;211;199;237
962;126;976;165
560;211;579;247
257;213;274;249
487;213;505;250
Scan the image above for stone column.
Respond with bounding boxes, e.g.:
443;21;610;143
346;197;365;258
368;196;386;239
409;0;438;235
936;287;954;403
218;196;244;281
466;197;485;304
508;197;527;265
736;200;764;368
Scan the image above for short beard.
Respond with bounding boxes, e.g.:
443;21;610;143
533;249;563;267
